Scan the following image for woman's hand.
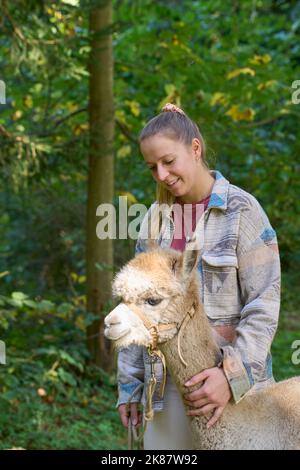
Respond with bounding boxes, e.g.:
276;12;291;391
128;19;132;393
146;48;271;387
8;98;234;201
184;366;232;428
118;403;142;429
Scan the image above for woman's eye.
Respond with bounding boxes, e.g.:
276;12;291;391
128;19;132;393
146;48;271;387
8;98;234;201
165;160;174;165
146;298;162;306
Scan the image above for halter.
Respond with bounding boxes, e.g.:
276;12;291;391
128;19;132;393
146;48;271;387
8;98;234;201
124;302;196;421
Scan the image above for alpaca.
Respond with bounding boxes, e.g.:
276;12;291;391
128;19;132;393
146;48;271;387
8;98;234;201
104;246;300;450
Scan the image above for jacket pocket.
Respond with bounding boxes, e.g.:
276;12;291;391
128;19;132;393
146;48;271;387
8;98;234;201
201;252;241;322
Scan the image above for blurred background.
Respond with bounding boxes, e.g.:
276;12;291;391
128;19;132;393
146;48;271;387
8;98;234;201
0;0;299;449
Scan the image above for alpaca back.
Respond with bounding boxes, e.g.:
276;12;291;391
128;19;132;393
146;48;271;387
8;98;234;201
159;303;300;449
223;377;300;449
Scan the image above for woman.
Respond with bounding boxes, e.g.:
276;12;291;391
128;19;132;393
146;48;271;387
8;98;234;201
117;103;281;449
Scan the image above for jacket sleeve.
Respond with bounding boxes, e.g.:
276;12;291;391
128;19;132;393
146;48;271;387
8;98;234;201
117;345;145;406
221;197;281;403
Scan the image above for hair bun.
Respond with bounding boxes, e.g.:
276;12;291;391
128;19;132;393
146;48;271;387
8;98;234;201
162;103;185;115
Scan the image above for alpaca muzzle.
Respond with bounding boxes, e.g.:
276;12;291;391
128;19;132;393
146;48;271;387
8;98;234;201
104;304;132;340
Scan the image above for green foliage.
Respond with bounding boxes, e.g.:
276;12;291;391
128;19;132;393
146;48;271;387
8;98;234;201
1;0;299;283
0;292;126;450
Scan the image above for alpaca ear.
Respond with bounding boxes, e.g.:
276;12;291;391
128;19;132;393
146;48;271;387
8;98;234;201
182;249;199;277
181;235;200;276
144;238;159;251
170;255;182;275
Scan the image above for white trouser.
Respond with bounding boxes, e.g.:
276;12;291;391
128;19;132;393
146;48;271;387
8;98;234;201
143;375;194;450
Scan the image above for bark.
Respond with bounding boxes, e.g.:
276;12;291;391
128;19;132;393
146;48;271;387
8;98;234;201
87;0;114;369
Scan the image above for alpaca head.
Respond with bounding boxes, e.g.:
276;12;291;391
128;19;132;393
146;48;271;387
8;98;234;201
104;245;200;350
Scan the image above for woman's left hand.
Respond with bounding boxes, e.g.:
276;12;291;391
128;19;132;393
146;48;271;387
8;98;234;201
184;366;232;428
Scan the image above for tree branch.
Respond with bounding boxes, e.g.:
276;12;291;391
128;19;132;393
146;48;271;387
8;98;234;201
238;115;284;128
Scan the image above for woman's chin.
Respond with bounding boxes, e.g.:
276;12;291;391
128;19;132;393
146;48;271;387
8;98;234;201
166;178;182;193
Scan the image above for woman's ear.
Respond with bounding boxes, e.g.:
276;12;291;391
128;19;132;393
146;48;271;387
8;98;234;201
192;138;202;162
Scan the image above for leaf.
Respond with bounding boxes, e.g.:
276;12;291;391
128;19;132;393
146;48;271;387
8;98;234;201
70;272;78;282
0;271;9;279
23;95;33;108
75;314;86;331
73;295;86;306
257;80;276;91
57;302;73;315
125;100;140;117
37;300;55;312
225;105;256;122
165;83;176;95
23;300;38;309
60;351;84;372
227;68;255;80
115;109;127;125
6;299;21;308
11;292;28;301
35;347;58;356
11;110;23;121
117;145;131;158
210;92;230;107
158;84;181;110
34;143;52;154
249;54;272;65
57;367;77;386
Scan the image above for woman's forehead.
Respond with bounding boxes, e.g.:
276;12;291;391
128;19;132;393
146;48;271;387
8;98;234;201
141;135;186;160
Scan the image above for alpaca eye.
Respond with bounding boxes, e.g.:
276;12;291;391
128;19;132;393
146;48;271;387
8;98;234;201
146;298;162;306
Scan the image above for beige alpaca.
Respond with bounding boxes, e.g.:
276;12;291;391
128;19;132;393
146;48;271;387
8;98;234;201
105;247;300;450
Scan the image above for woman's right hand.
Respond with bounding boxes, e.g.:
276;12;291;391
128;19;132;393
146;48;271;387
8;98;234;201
118;403;142;428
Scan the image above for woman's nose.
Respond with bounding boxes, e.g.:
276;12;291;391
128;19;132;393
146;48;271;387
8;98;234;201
156;164;169;182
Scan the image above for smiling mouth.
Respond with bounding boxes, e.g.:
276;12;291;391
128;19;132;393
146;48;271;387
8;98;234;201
166;178;180;187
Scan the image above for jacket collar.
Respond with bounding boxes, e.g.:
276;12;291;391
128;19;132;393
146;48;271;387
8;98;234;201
207;170;230;211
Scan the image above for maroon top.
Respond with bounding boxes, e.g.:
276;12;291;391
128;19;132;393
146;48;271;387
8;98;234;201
170;194;211;252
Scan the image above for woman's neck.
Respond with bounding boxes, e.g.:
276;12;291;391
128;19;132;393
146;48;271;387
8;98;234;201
177;169;215;204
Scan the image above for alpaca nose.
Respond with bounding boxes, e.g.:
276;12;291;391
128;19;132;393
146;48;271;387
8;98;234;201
104;316;120;327
104;307;123;327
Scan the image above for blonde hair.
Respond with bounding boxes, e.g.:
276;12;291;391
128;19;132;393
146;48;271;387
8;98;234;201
139;104;208;204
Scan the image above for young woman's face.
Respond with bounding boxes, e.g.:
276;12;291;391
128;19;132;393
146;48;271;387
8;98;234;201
140;134;202;199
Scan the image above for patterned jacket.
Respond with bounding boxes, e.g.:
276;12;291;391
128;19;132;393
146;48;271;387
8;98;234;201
117;171;281;409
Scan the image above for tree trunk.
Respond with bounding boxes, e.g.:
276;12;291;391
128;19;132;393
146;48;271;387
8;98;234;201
87;0;114;369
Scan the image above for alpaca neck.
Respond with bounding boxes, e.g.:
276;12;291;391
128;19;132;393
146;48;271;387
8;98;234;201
160;303;221;395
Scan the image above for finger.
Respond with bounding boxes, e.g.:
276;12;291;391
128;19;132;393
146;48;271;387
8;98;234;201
184;397;209;408
206;406;224;428
130;403;139;426
185;369;210;387
118;405;129;428
184;385;208;402
187;403;216;417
